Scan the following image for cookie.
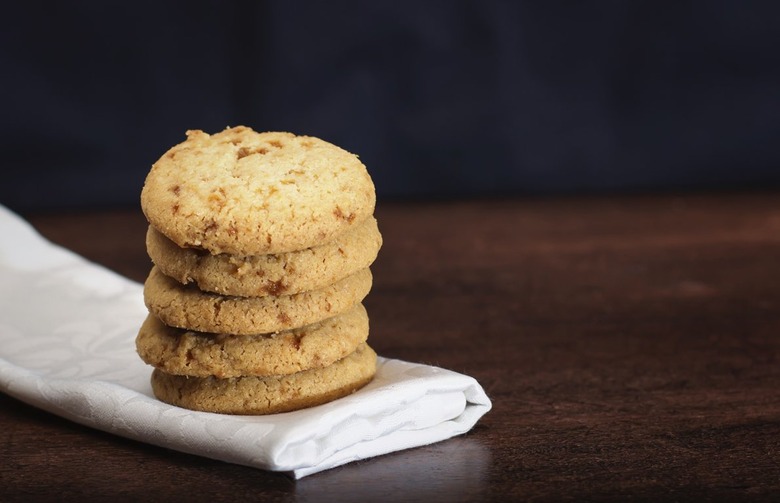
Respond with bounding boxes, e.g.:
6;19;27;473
140;127;376;256
151;343;377;415
144;266;372;335
146;216;382;297
136;303;369;378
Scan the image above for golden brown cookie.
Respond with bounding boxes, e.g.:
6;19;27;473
140;127;376;255
136;303;370;378
146;216;382;297
150;343;377;415
143;266;372;335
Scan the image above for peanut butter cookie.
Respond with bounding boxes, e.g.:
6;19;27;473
140;127;376;255
146;217;381;297
150;343;377;415
143;266;372;335
136;304;369;378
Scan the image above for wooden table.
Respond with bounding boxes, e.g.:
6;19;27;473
3;191;780;501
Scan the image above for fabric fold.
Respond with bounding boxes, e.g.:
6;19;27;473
0;205;491;478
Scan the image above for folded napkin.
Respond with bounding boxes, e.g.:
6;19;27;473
0;205;491;478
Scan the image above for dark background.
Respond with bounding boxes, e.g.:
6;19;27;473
1;1;779;212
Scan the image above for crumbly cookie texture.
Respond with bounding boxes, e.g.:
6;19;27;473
146;216;382;297
140;127;376;255
151;343;377;415
136;303;369;378
143;266;373;335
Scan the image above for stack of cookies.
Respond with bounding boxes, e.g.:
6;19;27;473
135;126;382;415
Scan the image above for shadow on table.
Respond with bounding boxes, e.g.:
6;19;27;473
294;436;492;502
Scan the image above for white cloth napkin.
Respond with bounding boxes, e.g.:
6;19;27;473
0;204;491;478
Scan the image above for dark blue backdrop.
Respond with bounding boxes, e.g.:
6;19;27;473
2;1;779;211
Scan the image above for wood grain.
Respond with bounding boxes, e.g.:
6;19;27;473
3;191;780;501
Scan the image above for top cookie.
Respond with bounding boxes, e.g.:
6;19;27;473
141;127;376;255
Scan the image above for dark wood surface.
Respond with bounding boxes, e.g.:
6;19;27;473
3;191;780;501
